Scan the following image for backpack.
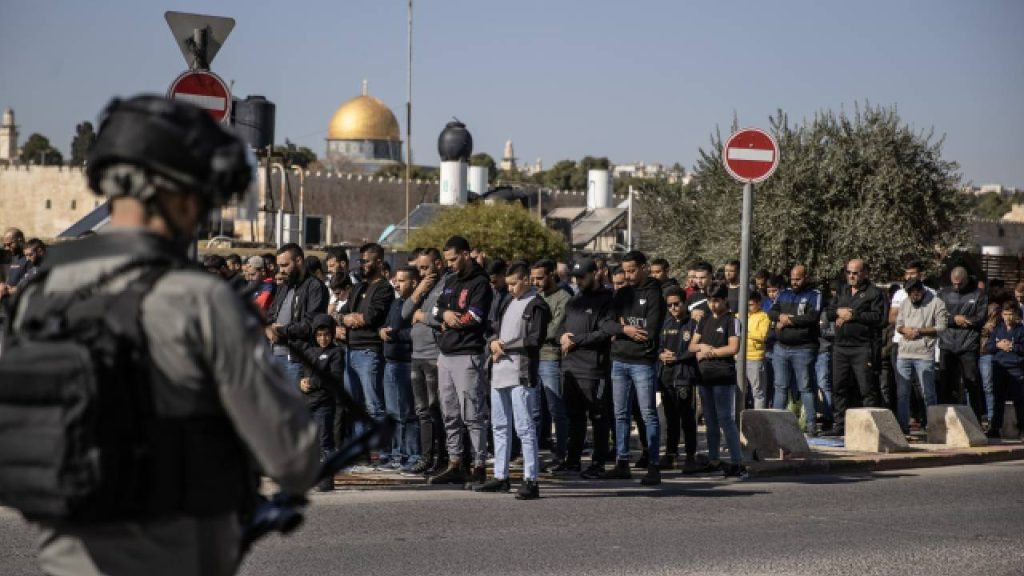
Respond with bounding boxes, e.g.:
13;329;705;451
0;258;249;522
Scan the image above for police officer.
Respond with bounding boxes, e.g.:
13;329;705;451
10;95;320;576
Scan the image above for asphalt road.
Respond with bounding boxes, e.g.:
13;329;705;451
2;462;1023;576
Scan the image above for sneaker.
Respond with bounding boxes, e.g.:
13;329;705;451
473;477;511;493
427;458;449;477
634;451;649;469
550;460;581;473
640;467;661;486
464;465;487;490
658;454;677;470
600;460;632;480
515;479;540;500
580;463;605;480
985;429;1002;440
819;426;844;438
681;456;700;474
316;476;335;492
407;458;433;475
723;463;749;480
427;461;467;485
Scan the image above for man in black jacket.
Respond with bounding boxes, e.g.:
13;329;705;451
768;264;822;435
267;243;330;388
428;236;494;485
824;259;886;436
603;250;665;485
558;258;615;478
938;266;988;418
339;242;396;468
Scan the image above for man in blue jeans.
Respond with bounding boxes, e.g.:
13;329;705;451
603;250;665;486
768;264;822;436
339;242;396;468
380;266;420;470
894;279;948;433
267;243;329;391
529;259;571;470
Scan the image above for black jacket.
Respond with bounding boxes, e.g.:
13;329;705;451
383;297;413;362
434;261;493;355
768;286;822;348
557;287;615;380
938;284;987;354
297;343;345;408
826;281;885;347
268;272;329;346
659;314;700;386
339;277;395;352
608;276;666;365
489;291;551;386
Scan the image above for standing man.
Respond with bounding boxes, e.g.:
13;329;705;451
7;238;46;297
649;258;679;289
824;259;886;436
894;278;948;433
657;286;699;470
380;266;420;470
559;258;615;478
0;228;27;303
2;94;319;575
530;259;572;470
768;264;822;436
476;262;550;499
267;243;330;388
339;242;396;468
686;261;714;321
404;247;448;475
428;236;493;485
723;259;742;315
938;266;988;419
603;250;665;485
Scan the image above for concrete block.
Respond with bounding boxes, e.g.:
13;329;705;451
740;409;810;459
926;405;987;448
1000;401;1019;438
844;408;910;453
925;401;987;446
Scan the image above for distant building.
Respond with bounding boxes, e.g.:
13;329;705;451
963;184;1020;198
324;81;403;173
1003;204;1024;223
500;139;517;172
0;108;18;163
612;161;688;184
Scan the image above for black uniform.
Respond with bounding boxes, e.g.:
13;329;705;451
659;314;699;459
827;280;886;430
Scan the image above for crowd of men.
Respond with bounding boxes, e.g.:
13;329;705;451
5;226;1024;499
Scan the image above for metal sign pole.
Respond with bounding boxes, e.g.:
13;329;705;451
737;181;753;395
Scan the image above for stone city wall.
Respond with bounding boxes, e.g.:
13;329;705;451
0;165;98;239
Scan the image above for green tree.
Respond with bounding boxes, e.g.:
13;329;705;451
375;163;439;180
637;104;970;282
70;122;96;165
406;202;567;262
270;139;317;168
969;191;1015;220
20;133;63;166
469;153;498;183
539;159;577;190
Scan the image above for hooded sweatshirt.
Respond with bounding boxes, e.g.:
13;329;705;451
298;314;346;407
608;276;666;365
434;261;493;355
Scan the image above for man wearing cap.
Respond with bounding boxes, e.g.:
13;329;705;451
895;278;948;433
245;255;276;312
559;258;616;477
428;236;493;486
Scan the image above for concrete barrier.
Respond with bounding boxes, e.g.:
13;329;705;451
1000;401;1020;438
844;408;910;453
926;405;987;448
740;409;810;460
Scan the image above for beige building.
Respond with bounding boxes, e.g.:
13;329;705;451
0;165;99;239
0;108;18;163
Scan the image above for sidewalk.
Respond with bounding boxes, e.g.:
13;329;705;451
327;437;1024;487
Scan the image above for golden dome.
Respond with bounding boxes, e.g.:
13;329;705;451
327;94;401;141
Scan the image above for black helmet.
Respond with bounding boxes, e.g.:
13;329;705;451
86;95;253;210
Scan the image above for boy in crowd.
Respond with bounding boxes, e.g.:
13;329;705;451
298;314;347;492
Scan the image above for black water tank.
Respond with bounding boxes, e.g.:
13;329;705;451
438;120;473;162
232;95;276;149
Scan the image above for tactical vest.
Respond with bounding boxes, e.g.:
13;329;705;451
0;259;251;522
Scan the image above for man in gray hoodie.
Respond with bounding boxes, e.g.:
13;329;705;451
895;279;948;433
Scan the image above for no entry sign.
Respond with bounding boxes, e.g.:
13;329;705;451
167;70;231;123
723;128;779;183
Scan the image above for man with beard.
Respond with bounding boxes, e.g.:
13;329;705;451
937;266;988;419
339;242;397;468
427;236;493;486
267;243;330;388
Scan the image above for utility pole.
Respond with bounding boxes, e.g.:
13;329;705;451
404;0;413;245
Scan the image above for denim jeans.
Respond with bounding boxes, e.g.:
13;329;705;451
772;346;818;433
611;361;660;465
979;354;995;422
348;348;386;460
340;347;367;441
815;350;833;425
537;360;567;460
699;384;743;465
384;361;420;462
895;357;937;432
492;384;539;480
272;355;302;391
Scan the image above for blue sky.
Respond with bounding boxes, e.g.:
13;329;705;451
1;0;1022;187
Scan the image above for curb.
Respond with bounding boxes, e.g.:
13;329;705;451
746;444;1024;477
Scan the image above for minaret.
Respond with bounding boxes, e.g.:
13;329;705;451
0;108;17;163
361;79;368;96
500;139;517;171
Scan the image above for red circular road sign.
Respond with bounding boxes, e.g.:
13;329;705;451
723;128;779;183
167;70;231;123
